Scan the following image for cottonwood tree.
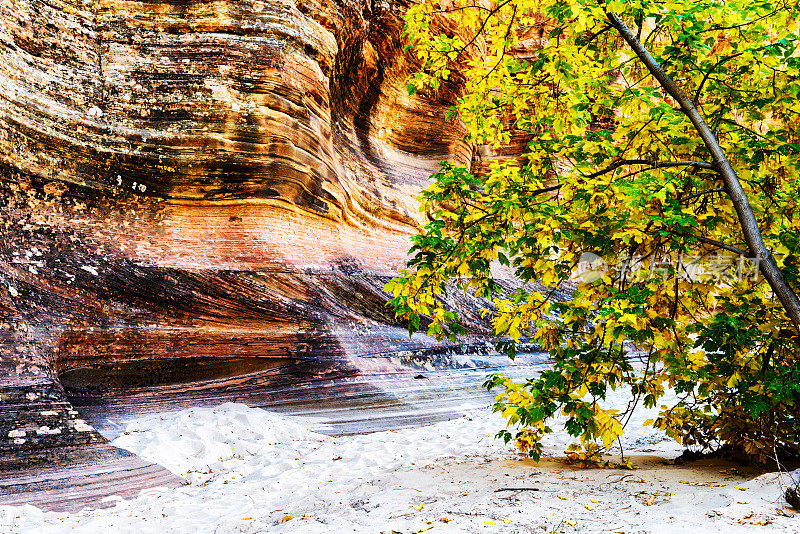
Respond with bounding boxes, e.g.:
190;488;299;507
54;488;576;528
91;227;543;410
386;0;800;462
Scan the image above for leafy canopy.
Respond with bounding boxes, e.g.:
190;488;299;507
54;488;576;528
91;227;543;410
387;0;800;461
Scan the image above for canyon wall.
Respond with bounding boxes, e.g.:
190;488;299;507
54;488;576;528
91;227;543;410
0;0;506;509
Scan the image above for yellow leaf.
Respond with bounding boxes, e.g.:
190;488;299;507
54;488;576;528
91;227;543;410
565;520;578;527
501;407;517;419
557;495;568;500
484;520;496;525
727;372;742;388
281;515;294;523
414;503;424;511
584;505;594;511
242;517;253;521
615;460;638;470
503;518;512;524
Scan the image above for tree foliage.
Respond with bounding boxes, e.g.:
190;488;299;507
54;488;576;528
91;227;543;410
387;0;800;461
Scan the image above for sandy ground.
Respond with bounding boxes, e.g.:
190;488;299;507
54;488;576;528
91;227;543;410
1;389;798;533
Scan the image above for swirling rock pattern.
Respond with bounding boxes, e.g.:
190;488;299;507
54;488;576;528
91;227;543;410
0;0;509;510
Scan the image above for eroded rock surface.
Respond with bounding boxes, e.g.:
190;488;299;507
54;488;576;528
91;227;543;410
0;0;511;509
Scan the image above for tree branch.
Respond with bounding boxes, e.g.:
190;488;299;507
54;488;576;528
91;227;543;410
669;232;747;256
585;159;715;179
680;188;726;203
453;0;514;60
528;183;562;195
693;53;745;105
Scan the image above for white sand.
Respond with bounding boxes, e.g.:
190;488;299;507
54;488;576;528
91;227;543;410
1;389;798;533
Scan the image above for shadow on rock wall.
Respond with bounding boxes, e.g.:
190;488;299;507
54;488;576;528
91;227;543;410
0;0;502;510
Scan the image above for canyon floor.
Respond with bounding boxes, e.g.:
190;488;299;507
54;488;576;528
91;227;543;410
0;381;798;533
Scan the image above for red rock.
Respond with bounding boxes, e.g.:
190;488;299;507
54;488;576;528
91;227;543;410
0;0;497;510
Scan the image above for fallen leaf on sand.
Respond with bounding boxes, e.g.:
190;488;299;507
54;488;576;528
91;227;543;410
281;515;294;523
414;503;424;511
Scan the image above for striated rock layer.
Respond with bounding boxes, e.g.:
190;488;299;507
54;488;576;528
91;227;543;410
0;0;520;510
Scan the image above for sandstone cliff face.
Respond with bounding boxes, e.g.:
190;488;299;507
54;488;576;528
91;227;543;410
0;0;492;509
